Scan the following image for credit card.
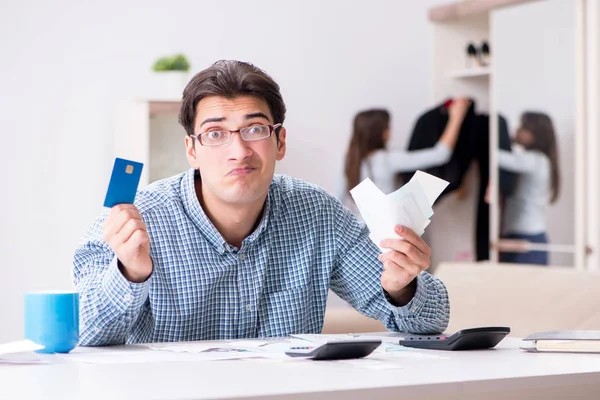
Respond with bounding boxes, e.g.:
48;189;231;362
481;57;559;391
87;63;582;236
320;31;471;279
103;158;143;207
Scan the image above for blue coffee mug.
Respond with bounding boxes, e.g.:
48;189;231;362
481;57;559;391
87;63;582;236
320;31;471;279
24;292;79;353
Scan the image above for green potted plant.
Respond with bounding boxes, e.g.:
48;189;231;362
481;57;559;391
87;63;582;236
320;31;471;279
151;53;191;99
152;54;191;72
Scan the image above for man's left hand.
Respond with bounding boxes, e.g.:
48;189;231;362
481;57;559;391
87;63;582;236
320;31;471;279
378;225;431;306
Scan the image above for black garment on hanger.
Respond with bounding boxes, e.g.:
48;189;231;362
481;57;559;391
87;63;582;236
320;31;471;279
473;113;517;260
398;100;478;199
398;100;517;260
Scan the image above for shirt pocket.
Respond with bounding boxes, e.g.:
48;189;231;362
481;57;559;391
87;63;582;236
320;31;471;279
258;285;315;336
262;258;312;294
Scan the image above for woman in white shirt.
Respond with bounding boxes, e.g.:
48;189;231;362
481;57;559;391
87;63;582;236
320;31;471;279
497;112;560;265
339;98;471;212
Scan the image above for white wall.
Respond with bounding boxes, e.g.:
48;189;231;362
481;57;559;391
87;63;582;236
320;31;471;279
591;0;600;270
493;0;576;265
0;0;447;342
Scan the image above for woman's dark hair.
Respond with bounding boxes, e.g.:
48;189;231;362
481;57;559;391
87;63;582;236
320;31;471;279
344;109;390;192
179;60;286;139
520;111;560;203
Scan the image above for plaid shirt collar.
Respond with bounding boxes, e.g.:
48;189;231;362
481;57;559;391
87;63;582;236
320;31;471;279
181;169;274;254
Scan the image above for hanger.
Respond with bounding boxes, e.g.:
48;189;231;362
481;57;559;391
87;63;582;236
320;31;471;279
442;97;476;111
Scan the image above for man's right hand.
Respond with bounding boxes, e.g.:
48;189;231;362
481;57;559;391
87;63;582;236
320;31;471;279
103;204;152;283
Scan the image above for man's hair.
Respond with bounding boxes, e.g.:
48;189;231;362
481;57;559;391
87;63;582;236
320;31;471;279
179;60;286;139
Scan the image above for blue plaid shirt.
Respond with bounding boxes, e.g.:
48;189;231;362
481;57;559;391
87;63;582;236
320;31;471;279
73;169;449;346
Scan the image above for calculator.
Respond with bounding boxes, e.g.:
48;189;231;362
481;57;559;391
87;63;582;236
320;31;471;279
399;327;511;350
284;340;382;360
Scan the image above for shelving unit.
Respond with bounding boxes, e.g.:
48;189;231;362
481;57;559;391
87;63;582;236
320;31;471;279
427;0;593;270
448;66;492;79
114;99;188;187
426;7;492;268
429;0;539;22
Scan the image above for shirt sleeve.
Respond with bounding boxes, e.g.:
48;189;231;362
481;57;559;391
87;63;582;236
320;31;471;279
498;149;547;173
330;203;450;334
386;142;452;173
73;213;151;346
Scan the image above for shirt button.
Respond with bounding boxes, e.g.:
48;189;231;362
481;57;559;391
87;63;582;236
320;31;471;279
246;304;252;312
124;294;133;302
94;326;102;333
239;254;245;260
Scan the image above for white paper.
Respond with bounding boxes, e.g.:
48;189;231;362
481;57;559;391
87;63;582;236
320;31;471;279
350;170;449;250
61;350;187;364
0;340;46;365
289;334;358;343
151;343;233;353
290;333;404;344
412;170;449;206
151;340;269;353
228;340;269;348
149;339;310;361
347;332;407;343
61;346;270;364
0;339;44;355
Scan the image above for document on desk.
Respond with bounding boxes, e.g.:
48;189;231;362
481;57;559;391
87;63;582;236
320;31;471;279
0;340;46;365
61;343;276;364
61;348;194;364
291;333;405;344
61;337;449;365
350;170;448;250
60;339;312;364
150;339;311;361
152;341;268;353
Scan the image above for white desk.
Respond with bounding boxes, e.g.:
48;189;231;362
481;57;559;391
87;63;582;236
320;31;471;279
2;338;600;400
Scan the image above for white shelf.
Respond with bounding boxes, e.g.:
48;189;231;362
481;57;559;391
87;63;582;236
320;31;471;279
429;0;537;22
448;66;492;79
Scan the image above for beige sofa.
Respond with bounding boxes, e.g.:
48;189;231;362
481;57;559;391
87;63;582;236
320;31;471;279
322;306;385;334
322;262;600;337
435;262;600;337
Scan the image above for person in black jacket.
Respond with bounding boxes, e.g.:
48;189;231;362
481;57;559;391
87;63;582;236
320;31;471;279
399;100;518;261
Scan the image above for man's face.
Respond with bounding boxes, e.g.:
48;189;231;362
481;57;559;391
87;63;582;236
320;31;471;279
185;95;286;207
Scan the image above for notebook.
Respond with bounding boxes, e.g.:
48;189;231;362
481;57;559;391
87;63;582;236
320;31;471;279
521;330;600;353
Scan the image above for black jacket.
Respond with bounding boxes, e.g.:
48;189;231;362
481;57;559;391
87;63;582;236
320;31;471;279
399;100;517;260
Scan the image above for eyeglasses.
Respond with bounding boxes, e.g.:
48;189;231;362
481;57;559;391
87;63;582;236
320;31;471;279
192;124;282;147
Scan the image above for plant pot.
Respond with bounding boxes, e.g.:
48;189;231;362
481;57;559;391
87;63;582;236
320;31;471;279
152;71;189;100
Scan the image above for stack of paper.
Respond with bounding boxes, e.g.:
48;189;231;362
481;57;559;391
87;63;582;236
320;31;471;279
521;330;600;353
350;170;448;250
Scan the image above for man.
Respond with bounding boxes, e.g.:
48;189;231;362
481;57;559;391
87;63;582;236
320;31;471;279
73;60;449;346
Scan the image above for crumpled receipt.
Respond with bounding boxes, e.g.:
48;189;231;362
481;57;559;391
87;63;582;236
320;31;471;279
350;170;449;251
